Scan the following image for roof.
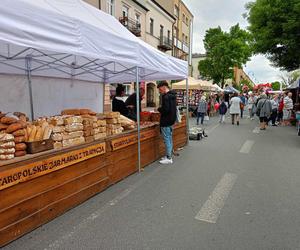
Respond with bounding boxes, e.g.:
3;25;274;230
0;0;188;83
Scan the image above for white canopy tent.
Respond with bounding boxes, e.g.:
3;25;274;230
0;0;188;171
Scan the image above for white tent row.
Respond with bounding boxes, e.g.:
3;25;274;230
0;0;189;171
0;0;187;83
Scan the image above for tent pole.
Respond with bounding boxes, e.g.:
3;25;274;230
186;78;189;144
136;67;141;172
25;56;34;121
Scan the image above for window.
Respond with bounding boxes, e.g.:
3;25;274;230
186;35;188;44
122;5;129;18
135;13;141;25
160;25;164;39
150;18;154;35
182;13;185;23
106;0;114;16
167;30;171;41
186;17;188;24
174;27;178;39
182;33;185;43
174;5;179;17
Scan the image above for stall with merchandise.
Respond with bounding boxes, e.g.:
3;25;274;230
0;0;188;246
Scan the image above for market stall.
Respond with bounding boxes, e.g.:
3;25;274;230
173;77;215;107
0;0;188;246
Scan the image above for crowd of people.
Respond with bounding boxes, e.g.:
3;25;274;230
196;91;295;130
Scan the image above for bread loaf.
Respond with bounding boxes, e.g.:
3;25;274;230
0;123;8;131
51;133;63;142
12;129;25;137
14;151;26;157
28;125;37;142
1;116;18;124
0;133;14;142
84;136;94;143
0;154;14;160
64;116;83;125
52;126;64;133
6;122;24;133
61;109;81;116
65;123;83;133
43;126;52;140
62;136;85;147
62;131;84;140
0;148;15;154
0;141;15;149
48;116;64;126
53;142;63;150
14;136;26;143
15;143;27;151
35;126;43;141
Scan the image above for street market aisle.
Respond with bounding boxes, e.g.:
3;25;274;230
4;116;300;250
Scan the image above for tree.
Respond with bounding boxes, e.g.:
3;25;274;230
271;81;281;91
278;70;300;86
198;25;253;88
245;0;300;71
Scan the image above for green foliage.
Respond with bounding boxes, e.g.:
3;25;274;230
271;81;281;91
198;25;253;88
279;70;300;86
246;0;300;71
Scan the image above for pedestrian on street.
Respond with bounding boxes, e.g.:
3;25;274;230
277;93;285;125
269;95;279;126
197;96;207;125
230;93;241;126
219;99;228;123
239;93;246;119
257;93;272;130
157;81;177;165
248;92;255;120
283;92;293;126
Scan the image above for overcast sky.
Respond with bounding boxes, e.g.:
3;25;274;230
184;0;284;83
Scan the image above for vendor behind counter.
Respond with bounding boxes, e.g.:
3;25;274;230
112;84;130;117
124;87;145;121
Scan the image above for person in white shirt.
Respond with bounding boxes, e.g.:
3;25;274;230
283;92;293;126
230;93;242;126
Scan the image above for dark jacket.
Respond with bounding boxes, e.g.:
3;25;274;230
112;97;129;117
219;102;228;115
125;93;142;114
158;90;177;127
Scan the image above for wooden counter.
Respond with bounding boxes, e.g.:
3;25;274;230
0;122;187;247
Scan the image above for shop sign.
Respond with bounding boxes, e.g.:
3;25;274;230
0;143;106;191
111;129;158;151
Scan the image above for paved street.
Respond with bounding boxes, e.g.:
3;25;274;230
4;116;300;250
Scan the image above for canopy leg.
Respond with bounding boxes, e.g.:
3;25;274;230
26;56;34;121
186;78;189;144
136;67;141;172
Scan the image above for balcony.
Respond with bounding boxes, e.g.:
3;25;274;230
158;36;173;51
182;42;189;54
119;17;141;37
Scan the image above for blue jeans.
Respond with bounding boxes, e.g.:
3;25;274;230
197;112;205;125
161;126;173;158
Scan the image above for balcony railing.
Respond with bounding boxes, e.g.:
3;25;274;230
182;42;189;53
158;36;173;51
119;17;141;37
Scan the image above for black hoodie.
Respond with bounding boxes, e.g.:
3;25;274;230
158;90;177;127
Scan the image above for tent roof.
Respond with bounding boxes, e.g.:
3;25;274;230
172;77;215;91
0;0;187;83
224;86;239;93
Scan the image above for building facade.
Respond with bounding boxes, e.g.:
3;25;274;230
83;0;193;110
191;53;206;79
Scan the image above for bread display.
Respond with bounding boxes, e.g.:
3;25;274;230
104;112;124;136
0;132;15;160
